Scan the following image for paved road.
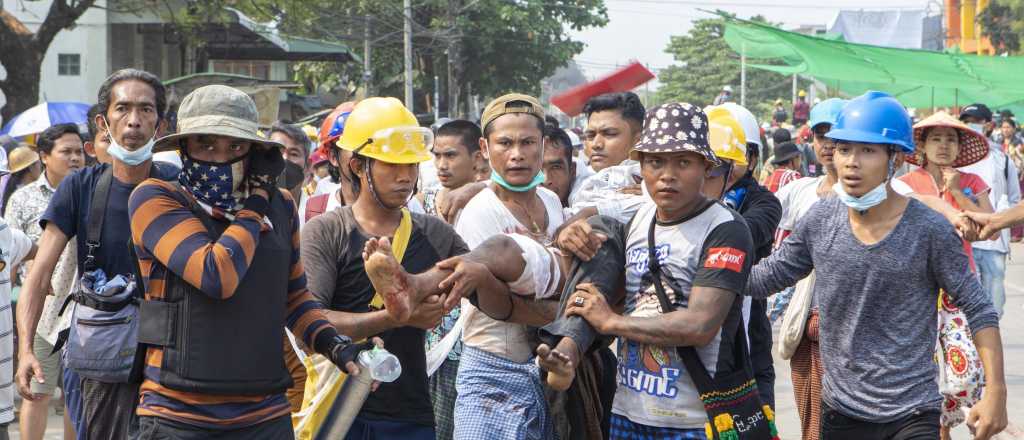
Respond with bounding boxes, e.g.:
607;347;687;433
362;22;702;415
771;242;1024;440
10;245;1024;439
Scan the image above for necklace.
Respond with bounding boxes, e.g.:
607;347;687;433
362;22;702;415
507;196;545;235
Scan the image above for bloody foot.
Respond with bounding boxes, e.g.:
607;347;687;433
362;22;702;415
363;237;414;323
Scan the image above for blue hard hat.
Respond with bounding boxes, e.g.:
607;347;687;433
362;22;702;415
808;98;848;130
825;91;913;153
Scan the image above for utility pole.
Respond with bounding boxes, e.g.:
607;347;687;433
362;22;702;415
434;75;440;120
403;0;414;112
740;42;747;107
364;15;372;96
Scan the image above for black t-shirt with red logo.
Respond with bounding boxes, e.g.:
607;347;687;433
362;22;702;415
613;200;754;429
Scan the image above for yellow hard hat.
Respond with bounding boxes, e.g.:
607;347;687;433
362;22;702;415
302;124;318;142
336;97;432;164
704;106;748;167
798;90;807;97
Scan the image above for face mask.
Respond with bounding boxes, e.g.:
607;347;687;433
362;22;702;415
277;161;305;190
967;123;986;135
490;170;545;192
180;154;246;211
104;118;155;166
833;181;887;213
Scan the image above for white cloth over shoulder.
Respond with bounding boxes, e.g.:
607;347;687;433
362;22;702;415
567;161;648;224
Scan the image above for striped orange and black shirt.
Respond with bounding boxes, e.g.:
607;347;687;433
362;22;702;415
128;180;334;430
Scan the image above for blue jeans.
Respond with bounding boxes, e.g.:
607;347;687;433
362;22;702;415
973;248;1006;318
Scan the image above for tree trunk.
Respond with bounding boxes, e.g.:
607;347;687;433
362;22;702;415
0;39;43;123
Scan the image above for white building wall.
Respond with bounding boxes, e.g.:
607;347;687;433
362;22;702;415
2;0;110;104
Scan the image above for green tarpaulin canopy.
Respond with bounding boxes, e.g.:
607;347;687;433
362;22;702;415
722;19;1024;112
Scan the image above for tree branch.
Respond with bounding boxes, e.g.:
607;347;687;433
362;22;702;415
33;0;98;52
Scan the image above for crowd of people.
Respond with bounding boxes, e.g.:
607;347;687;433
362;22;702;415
0;67;1015;440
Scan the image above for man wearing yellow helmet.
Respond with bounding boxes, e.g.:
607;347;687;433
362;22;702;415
702;105;783;410
300;97;469;440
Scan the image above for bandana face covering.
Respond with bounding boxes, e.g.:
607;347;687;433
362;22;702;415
180;154;247;212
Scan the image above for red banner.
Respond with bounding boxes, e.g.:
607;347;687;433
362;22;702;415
550;62;656;117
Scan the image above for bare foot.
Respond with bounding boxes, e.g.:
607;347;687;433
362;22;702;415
536;337;579;391
363;237;413;323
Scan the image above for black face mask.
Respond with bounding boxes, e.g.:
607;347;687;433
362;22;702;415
278;161;305;190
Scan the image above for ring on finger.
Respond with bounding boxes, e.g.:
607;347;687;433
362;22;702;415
573;296;585;307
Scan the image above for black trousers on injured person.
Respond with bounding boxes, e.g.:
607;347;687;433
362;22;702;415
538;215;627;440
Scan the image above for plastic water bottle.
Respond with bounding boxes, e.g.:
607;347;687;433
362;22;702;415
321;347;402;438
358;347;402;382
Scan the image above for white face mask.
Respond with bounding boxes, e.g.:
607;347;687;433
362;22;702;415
967;123;986;135
832;154;895;213
103;118;155;166
833;181;888;212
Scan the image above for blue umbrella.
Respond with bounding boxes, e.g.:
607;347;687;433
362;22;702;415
0;102;91;138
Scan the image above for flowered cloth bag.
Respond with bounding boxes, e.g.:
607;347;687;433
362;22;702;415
936;290;984;427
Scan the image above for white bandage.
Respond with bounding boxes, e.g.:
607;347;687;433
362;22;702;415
506;234;562;299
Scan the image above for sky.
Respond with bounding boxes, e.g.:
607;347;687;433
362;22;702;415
569;0;937;81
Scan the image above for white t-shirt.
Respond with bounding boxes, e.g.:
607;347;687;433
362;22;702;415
0;221;33;423
454;186;564;363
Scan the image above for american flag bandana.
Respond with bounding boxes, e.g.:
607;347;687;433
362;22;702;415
180;155;247;212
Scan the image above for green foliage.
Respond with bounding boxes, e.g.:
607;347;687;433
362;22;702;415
655;15;792;118
161;0;607;111
978;0;1024;53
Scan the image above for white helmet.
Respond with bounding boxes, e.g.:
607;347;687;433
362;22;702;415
565;130;582;149
719;102;761;148
723;85;734;93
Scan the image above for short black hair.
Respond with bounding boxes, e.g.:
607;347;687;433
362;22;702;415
86;103;105;141
582;92;645;127
544;121;573;164
436;120;482;154
96;68;167;125
482;100;545;138
37;123;82;156
270;121;309;154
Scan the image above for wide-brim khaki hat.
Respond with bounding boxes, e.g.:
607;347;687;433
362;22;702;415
8;146;39;174
907;111;989;168
153;85;284;153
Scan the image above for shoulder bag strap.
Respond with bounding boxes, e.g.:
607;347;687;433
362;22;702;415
646;207;754;389
83;167;114;272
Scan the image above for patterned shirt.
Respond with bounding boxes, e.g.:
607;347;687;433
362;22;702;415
4;173;77;344
129;180;336;429
420;188;462;361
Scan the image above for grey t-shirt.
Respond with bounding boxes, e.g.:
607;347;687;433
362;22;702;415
747;197;998;422
301;206;468;425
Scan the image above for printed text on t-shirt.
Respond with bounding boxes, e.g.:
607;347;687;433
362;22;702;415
703;247;746;273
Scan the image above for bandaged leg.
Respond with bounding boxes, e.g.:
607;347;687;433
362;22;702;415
363;234;562;321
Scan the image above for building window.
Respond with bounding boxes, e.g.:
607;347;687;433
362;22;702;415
58;54;81;76
210;60;271;80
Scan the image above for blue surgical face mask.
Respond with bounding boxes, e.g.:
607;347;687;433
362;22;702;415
104;118;155;166
833;181;888;213
490;169;545;192
967;123;986;135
